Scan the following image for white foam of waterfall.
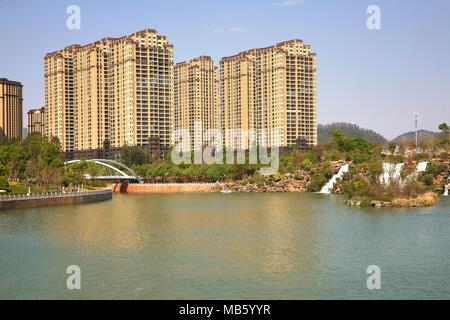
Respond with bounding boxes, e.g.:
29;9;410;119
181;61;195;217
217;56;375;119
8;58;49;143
403;161;429;185
416;161;429;173
320;164;350;194
380;163;405;186
444;184;449;196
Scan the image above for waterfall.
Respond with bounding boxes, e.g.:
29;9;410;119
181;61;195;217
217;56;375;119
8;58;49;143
380;162;428;187
380;163;405;186
403;161;428;184
444;184;449;196
416;161;429;173
320;164;350;194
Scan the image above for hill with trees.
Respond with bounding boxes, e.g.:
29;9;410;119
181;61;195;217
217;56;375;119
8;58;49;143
390;130;440;144
318;123;388;145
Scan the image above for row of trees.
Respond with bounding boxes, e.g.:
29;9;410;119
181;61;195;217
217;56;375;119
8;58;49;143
0;135;62;188
0;135;95;191
1;122;448;192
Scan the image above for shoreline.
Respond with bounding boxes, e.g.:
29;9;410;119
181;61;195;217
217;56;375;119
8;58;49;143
0;189;112;211
110;182;446;209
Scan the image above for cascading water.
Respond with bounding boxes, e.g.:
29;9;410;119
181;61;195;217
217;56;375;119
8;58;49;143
403;161;428;184
380;162;428;187
416;161;429;173
320;164;350;194
380;163;405;186
444;185;449;196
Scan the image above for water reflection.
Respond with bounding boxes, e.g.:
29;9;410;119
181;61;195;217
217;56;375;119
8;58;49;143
1;194;449;299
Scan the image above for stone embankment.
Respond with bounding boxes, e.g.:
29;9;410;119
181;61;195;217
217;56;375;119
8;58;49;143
0;189;112;211
345;192;439;208
221;171;311;193
220;160;348;193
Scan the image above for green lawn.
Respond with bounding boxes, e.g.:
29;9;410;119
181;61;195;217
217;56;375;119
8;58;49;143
5;184;59;195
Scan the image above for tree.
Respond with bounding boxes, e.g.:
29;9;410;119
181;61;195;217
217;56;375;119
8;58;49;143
439;123;449;134
300;159;313;171
25;158;45;186
388;143;396;154
0;176;9;188
122;146;151;166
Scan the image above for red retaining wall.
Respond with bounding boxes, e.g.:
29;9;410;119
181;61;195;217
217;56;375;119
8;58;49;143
111;183;217;194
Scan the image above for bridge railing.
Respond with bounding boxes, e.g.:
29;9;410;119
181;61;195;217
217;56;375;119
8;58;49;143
126;182;218;187
87;176;139;180
0;189;112;202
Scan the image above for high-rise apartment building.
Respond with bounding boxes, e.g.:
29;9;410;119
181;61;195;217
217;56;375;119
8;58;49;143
74;39;110;151
44;29;173;153
44;32;316;156
45;46;77;152
174;56;216;151
0;78;23;141
220;52;255;150
213;67;221;132
27;107;45;135
109;30;173;150
220;40;317;150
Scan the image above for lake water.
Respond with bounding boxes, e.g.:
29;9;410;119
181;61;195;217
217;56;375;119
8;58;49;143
1;193;449;299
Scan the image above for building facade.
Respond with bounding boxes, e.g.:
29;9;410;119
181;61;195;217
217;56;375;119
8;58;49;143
27;107;46;135
220;52;255;150
0;78;23;141
174;56;216;151
44;46;77;152
74;39;110;151
220;40;317;150
44;29;173;154
45;32;316;156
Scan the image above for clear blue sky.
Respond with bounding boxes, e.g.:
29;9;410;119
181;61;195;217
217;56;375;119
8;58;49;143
0;0;449;139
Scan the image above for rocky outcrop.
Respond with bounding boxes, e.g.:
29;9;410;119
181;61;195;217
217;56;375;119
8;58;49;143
392;193;438;207
429;158;450;192
220;170;311;193
345;199;392;207
345;192;439;208
218;160;352;193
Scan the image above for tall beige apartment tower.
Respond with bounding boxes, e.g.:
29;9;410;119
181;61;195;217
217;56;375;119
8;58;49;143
45;46;77;152
220;39;317;150
220;52;254;150
174;56;216;151
0;78;23;141
109;29;173;149
213;67;221;133
27;107;46;135
44;29;173;153
74;38;111;151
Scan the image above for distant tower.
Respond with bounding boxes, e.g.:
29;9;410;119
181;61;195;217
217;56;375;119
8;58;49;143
414;112;419;153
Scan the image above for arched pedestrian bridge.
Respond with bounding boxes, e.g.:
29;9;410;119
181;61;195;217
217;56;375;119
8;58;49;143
65;159;142;182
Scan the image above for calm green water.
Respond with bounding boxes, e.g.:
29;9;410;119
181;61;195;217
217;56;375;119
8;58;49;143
0;193;449;299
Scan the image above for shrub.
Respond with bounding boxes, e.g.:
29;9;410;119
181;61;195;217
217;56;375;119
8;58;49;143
307;174;327;192
272;172;283;182
427;163;447;177
294;173;304;180
422;174;434;187
205;166;223;182
439;152;449;160
300;159;313;171
414;153;428;161
388;155;405;164
401;180;426;198
0;176;9;188
366;161;383;182
341;177;371;197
